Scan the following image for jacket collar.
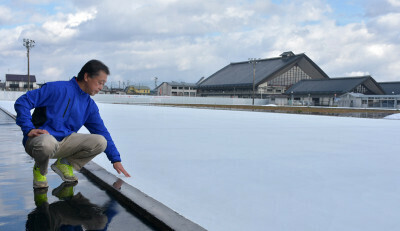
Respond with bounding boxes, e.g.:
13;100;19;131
70;77;88;95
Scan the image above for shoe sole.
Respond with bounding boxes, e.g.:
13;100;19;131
33;182;48;189
51;164;78;182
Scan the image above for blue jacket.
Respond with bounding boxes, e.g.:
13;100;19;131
14;77;121;163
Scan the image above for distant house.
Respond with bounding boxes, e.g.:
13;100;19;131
155;82;197;96
197;51;329;98
125;85;151;95
5;74;38;91
285;76;385;106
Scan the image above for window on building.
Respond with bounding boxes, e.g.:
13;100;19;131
267;65;311;86
354;84;367;94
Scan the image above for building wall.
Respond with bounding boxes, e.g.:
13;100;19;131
126;86;150;95
5;81;38;91
170;86;196;96
337;94;400;109
157;83;171;96
157;83;196;96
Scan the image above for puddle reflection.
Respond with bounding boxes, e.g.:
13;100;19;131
26;182;117;231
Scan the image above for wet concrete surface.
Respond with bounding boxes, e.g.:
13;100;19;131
0;109;156;231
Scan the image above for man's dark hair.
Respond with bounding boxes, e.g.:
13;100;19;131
77;60;110;81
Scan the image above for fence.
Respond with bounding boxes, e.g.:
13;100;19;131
0;91;269;106
93;94;269;105
0;91;25;101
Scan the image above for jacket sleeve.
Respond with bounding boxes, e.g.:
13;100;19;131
84;103;122;163
14;84;53;136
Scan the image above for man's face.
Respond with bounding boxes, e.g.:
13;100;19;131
84;71;108;96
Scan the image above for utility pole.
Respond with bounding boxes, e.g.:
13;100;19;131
23;39;35;91
154;77;158;89
154;77;159;96
248;58;260;105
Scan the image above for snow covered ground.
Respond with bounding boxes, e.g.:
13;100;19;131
1;100;399;231
384;113;400;120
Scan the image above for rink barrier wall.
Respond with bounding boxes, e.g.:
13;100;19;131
0;105;207;231
93;94;269;105
0;91;268;105
0;91;24;101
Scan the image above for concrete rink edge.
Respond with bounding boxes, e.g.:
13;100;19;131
81;161;207;231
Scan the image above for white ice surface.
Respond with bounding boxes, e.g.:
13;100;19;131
1;101;399;231
91;104;400;231
0;100;16;114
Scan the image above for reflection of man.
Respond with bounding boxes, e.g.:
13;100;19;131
27;183;108;230
14;60;130;189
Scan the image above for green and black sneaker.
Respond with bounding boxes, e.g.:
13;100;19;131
51;158;78;182
33;166;48;189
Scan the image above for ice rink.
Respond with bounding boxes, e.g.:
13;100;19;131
2;100;399;231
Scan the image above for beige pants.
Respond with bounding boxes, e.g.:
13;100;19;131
25;133;107;175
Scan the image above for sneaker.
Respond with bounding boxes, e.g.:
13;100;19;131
52;181;77;200
51;159;78;182
33;188;48;207
33;166;48;188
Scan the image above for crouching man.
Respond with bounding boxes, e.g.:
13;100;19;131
15;59;130;188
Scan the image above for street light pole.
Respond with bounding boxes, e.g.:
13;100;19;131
23;39;35;91
249;58;260;105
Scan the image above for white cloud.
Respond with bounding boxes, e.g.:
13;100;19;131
42;67;63;80
388;0;400;7
366;44;393;57
41;9;97;42
0;6;13;25
375;12;400;28
345;71;370;77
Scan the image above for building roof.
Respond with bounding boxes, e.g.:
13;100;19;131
198;52;329;89
130;85;150;90
6;74;36;82
378;82;400;95
156;81;197;89
285;76;385;95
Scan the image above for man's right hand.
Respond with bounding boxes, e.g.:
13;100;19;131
27;129;49;137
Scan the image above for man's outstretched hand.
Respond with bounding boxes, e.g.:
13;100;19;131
27;129;49;137
113;162;131;177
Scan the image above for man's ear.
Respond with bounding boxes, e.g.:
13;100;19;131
84;73;89;82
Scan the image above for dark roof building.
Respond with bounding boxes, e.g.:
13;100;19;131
160;81;197;88
283;76;385;106
197;51;329;98
5;74;38;91
378;82;400;95
286;76;385;96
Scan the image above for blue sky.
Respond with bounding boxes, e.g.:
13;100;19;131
1;0;400;86
326;0;365;25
